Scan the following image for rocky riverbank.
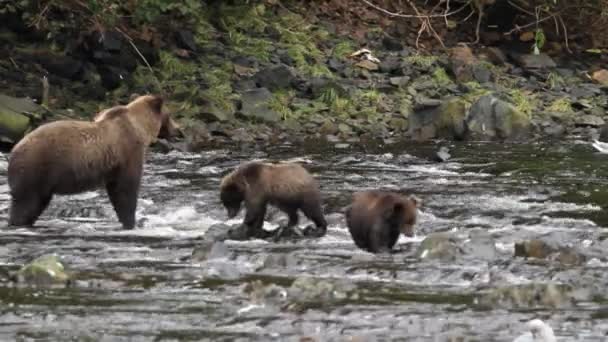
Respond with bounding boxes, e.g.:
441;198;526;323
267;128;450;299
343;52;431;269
1;1;608;151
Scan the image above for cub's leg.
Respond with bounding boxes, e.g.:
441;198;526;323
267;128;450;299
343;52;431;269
300;197;328;238
9;193;53;227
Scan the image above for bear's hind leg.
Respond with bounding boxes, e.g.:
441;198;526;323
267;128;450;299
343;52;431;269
106;176;140;230
273;208;303;241
9;193;52;227
301;198;328;238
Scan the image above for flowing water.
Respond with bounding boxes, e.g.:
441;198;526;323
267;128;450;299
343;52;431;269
1;141;608;341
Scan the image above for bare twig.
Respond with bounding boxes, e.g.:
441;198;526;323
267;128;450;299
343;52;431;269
115;28;165;97
41;76;49;109
360;0;471;18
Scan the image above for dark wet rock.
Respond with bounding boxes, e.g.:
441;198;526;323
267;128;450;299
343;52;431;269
382;35;403;51
416;233;462;261
176;30;197;51
543;121;566;137
409;97;467;141
435;146;451;162
465;95;531;141
26;52;84;80
199;102;233;122
309;77;347;98
413;97;442;110
192;241;231;262
575;114;605;127
327;57;344;72
472;64;493;83
96;65;127;90
482;47;508;65
570;84;600;99
599;123;608;141
389;76;410;87
0;93;45;143
379;56;402;74
17;254;69;287
512;53;557;70
238;88;280;122
182;121;211;152
253;64;296;91
230;127;255;142
476;283;576;309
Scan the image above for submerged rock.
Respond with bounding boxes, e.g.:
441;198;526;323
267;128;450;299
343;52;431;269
465;95;531;141
17;254;69;287
416;233;462;261
192;241;231;262
476;283;576;309
514;239;586;266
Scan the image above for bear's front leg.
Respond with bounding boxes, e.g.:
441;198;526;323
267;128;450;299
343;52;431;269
106;166;142;230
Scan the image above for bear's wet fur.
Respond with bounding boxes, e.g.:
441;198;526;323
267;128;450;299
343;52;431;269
345;190;419;253
219;161;327;240
8;94;178;229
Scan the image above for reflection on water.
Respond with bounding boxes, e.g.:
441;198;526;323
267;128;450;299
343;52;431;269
1;141;608;341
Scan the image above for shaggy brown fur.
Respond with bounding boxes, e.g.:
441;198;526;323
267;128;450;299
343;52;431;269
8;94;178;229
219;161;327;239
345;190;419;253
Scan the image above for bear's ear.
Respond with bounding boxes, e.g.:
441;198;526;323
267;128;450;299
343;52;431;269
148;95;164;114
408;195;421;208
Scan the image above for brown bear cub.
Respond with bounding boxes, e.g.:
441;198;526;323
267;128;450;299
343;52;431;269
219;161;327;240
345;190;419;253
8;94;179;229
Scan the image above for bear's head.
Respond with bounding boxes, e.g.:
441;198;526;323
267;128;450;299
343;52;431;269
126;94;182;142
385;194;420;237
219;173;246;219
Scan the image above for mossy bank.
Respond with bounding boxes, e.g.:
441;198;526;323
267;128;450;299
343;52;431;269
1;0;608;151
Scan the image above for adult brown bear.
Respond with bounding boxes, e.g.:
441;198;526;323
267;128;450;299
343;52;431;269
219;161;327;240
7;94;179;229
345;190;419;253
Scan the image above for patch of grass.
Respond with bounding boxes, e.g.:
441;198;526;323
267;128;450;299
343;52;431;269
508;89;537;117
405;55;438;68
201;63;238;114
332;41;355;60
225;27;272;62
269;90;296;120
461;82;492;105
546;98;573;113
432;67;452;86
320;88;351;117
546;72;566;90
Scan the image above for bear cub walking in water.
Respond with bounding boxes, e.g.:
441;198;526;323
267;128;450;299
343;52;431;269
8;94;179;229
346;190;419;253
219;161;327;240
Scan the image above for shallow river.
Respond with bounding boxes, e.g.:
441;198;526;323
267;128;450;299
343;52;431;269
1;141;608;341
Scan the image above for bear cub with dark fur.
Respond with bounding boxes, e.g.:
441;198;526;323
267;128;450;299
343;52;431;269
346;190;419;253
8;94;179;229
219;161;327;240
